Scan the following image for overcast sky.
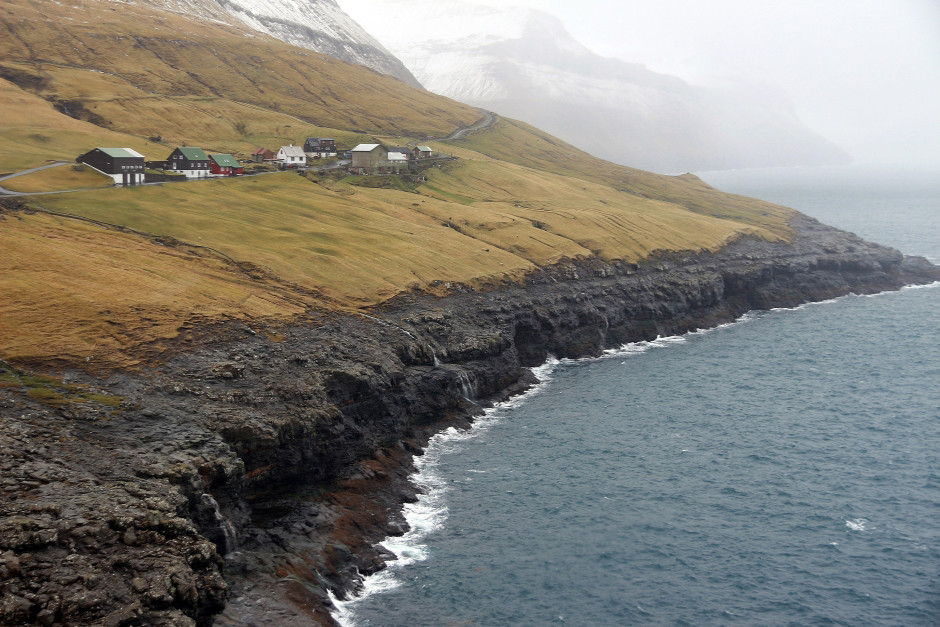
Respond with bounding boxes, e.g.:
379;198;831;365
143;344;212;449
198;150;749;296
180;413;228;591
341;0;940;168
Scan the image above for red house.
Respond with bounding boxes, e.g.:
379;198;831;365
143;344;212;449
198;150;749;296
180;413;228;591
209;153;244;176
252;147;275;163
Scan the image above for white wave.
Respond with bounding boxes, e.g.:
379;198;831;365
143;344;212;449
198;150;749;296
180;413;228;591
332;280;926;622
604;335;688;358
531;355;560;381
771;298;839;312
901;280;940;291
332;357;560;624
329;589;359;627
846;518;871;532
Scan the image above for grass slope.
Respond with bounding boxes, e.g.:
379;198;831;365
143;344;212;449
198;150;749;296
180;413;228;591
0;77;165;171
21;160;790;331
452;117;795;237
0;0;480;169
1;164;112;193
0;0;800;369
0;209;307;368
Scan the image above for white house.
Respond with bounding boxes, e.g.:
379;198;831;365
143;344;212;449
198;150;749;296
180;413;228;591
277;145;307;168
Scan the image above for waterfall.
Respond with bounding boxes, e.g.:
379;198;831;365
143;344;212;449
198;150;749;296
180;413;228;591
201;493;237;555
457;371;476;402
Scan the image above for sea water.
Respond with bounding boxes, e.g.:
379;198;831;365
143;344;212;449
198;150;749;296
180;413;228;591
336;166;940;626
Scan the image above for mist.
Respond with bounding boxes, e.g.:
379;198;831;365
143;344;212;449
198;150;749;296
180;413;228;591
340;0;940;170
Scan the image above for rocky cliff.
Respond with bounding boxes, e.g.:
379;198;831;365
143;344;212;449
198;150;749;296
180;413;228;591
1;216;937;626
148;0;422;88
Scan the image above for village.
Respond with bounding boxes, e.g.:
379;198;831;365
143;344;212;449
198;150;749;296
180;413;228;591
74;138;440;186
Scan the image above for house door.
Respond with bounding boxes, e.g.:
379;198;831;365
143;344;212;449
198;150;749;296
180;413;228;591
122;172;129;186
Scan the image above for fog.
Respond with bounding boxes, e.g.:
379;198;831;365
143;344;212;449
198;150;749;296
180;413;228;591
341;0;940;169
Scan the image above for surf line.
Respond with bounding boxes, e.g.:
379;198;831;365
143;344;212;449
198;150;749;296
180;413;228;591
329;283;927;623
329;358;560;625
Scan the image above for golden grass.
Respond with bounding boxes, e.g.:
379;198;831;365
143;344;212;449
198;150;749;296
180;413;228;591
0;0;805;371
33;174;536;304
32;160;787;305
0;0;480;166
452;117;796;239
0;77;166;170
413;160;780;262
5;156;797;368
1;164;112;193
0;211;308;368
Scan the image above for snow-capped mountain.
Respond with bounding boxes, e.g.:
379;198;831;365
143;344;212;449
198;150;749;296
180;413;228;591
339;0;849;172
148;0;422;87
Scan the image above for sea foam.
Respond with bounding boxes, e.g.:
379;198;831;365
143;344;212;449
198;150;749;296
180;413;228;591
331;357;561;625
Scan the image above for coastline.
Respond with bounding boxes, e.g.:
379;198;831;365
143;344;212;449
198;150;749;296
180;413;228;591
328;277;940;624
2;214;939;626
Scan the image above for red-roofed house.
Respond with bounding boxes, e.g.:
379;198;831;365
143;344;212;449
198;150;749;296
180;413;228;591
252;147;275;163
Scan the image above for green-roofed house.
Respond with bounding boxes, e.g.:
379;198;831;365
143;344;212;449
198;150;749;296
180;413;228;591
76;147;146;186
166;146;211;178
413;145;433;159
208;153;244;177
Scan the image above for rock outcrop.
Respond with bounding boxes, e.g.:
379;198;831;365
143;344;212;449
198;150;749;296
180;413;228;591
1;216;937;626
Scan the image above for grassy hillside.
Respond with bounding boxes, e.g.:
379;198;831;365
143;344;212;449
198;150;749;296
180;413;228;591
7;158;788;362
0;208;308;368
1;164;112;193
0;0;800;369
453;117;795;236
0;0;480;169
0;77;167;171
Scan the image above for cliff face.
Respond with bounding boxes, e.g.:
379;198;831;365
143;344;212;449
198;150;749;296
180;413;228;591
148;0;422;88
1;217;937;626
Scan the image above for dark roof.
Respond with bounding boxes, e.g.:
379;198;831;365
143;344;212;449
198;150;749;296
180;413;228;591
252;147;271;155
209;153;240;167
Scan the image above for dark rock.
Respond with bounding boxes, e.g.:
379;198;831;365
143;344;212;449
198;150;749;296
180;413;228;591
1;216;937;626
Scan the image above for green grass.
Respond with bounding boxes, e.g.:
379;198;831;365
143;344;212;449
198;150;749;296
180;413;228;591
0;364;123;410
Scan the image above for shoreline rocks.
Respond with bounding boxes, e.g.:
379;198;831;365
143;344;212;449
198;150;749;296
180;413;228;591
1;215;938;626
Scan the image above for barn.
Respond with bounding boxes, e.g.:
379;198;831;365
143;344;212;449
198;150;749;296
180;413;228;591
76;147;146;186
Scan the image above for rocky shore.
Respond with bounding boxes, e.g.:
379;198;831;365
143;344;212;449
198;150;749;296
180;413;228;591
2;215;938;626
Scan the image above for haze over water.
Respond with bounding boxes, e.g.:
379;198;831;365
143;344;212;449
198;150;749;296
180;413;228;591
337;166;940;626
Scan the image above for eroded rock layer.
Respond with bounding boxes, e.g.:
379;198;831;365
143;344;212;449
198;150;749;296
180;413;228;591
1;216;937;626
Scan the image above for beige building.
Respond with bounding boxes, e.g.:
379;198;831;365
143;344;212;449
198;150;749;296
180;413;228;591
349;144;410;174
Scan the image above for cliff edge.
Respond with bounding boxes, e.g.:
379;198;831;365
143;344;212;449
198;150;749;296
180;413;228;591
1;215;937;626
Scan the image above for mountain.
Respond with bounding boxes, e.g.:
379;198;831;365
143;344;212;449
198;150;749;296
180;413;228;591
339;0;851;173
0;0;481;166
2;2;936;626
152;0;422;87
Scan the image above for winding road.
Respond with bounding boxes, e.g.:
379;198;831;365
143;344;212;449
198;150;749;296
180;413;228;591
0;162;73;196
443;110;497;141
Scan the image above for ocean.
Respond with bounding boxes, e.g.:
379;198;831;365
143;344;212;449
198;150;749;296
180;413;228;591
334;166;940;626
